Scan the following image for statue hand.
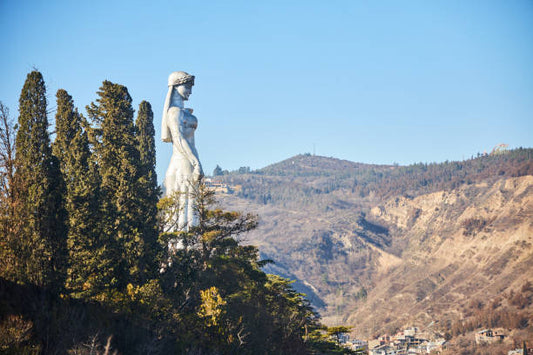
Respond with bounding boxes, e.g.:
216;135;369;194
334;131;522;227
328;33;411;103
193;164;203;180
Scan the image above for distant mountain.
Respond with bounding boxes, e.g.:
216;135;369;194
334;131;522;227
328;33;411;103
216;149;533;339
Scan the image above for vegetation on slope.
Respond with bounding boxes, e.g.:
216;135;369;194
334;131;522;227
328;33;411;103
219;150;533;207
216;150;533;347
0;71;350;354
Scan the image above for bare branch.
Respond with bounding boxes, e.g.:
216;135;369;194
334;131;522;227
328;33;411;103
0;101;16;205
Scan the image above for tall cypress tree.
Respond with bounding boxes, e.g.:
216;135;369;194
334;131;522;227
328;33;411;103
135;101;160;279
13;71;67;290
86;81;145;288
52;89;103;296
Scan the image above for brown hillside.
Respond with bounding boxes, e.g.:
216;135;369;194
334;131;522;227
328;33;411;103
345;175;533;337
216;150;533;338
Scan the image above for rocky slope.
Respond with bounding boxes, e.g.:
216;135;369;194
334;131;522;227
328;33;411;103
346;175;533;336
216;151;533;337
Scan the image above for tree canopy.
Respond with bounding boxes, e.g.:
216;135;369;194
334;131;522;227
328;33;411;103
0;71;350;354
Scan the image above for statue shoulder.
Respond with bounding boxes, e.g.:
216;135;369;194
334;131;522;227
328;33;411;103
167;106;184;116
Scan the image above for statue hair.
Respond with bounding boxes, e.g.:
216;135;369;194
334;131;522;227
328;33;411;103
161;86;173;142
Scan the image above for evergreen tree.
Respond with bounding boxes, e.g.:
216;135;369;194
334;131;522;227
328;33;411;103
156;184;338;353
213;165;223;176
1;74;351;354
13;71;67;289
134;100;160;280
87;81;145;288
52;89;103;296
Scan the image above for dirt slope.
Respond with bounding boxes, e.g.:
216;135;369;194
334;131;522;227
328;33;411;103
216;153;533;337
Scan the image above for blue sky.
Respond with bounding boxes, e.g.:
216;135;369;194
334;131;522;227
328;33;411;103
1;0;532;181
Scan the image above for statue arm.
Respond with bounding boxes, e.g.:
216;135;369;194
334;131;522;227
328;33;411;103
189;138;204;177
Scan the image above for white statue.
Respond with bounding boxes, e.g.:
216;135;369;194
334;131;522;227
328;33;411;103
162;71;203;234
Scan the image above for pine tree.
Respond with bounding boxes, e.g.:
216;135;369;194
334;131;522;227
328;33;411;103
13;71;67;290
87;81;145;288
157;183;331;353
52;89;103;296
135;101;160;279
213;165;223;176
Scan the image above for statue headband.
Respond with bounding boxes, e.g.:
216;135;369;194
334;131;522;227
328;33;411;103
168;71;195;87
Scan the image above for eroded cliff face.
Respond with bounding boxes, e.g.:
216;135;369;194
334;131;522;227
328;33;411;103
347;176;533;336
218;154;533;336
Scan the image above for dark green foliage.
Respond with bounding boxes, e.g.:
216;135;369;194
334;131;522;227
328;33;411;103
156;184;342;354
52;89;102;297
134;101;160;280
238;166;251;174
327;326;353;341
1;73;350;354
135;101;156;174
87;81;146;288
0;277;159;354
1;181;346;354
12;71;67;290
220;150;533;207
212;164;223;176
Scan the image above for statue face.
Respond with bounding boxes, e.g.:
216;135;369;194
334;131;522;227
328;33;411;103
176;83;192;101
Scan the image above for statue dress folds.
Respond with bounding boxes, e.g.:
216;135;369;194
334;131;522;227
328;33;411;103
161;71;203;240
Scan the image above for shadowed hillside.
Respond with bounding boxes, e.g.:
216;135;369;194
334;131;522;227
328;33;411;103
216;149;533;339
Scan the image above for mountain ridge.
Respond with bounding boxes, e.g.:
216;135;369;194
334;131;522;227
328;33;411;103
216;149;533;340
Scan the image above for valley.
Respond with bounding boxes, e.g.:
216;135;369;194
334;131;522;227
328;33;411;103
215;150;533;343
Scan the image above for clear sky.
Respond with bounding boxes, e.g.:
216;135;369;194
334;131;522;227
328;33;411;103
1;0;532;181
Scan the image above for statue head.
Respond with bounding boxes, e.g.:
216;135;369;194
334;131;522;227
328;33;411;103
162;71;195;142
168;71;195;87
168;71;194;101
